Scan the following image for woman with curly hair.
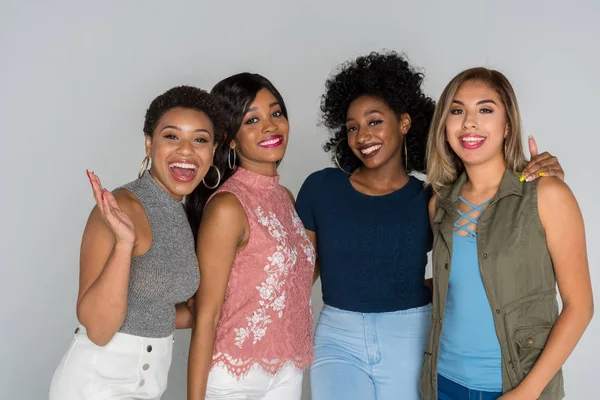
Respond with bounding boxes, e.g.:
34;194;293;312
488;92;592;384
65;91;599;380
49;86;225;400
295;52;564;400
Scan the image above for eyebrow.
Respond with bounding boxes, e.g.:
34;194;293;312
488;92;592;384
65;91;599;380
247;102;280;113
346;109;382;123
452;99;498;106
160;125;211;134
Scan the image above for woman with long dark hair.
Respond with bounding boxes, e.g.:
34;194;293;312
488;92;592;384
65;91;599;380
186;73;314;400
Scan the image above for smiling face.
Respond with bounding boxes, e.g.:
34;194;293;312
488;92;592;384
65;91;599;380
232;88;289;169
345;95;410;171
146;107;217;200
445;80;508;167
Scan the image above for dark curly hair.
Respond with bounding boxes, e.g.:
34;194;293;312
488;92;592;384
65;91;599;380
321;51;435;173
185;73;288;242
143;85;225;142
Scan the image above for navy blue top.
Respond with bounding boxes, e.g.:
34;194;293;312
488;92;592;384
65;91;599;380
296;168;433;313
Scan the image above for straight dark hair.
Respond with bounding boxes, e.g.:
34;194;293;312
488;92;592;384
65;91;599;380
185;73;288;242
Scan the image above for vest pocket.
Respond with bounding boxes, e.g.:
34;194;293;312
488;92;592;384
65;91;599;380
511;325;552;378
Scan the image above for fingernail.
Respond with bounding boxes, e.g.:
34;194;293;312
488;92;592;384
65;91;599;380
519;174;526;182
86;169;92;184
101;189;106;200
528;135;534;139
526;176;533;182
539;172;545;177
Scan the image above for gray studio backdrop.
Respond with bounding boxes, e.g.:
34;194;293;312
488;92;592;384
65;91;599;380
1;1;598;399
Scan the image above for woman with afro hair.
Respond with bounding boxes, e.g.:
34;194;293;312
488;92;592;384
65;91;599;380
295;51;564;400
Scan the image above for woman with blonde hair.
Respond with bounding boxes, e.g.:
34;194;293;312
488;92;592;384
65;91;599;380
421;67;593;400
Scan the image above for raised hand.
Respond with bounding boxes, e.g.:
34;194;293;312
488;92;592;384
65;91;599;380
520;135;565;182
86;170;136;245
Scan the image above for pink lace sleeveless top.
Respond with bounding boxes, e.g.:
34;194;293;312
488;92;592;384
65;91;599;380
208;167;315;377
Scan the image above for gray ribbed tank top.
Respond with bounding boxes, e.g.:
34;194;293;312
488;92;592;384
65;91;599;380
117;172;200;338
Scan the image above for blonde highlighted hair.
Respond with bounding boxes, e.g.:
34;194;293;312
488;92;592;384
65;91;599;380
425;67;528;194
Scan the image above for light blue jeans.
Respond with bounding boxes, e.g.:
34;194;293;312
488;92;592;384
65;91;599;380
310;303;432;400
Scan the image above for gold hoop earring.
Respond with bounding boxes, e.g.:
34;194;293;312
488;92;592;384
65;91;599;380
228;147;237;170
403;139;408;171
138;155;150;179
202;165;221;189
334;138;352;175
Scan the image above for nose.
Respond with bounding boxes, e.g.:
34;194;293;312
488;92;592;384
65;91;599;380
462;111;478;130
355;124;371;144
262;118;277;134
177;139;193;156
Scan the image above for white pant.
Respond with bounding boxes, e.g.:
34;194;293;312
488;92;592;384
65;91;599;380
49;326;173;400
206;362;303;400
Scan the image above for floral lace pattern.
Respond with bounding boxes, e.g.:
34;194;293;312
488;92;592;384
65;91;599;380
234;207;298;348
208;168;314;378
292;212;316;264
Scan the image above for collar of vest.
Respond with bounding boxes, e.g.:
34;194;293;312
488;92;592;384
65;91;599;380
436;168;524;215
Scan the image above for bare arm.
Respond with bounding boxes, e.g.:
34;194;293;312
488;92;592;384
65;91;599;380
175;303;194;329
187;192;247;400
76;172;139;346
503;178;593;399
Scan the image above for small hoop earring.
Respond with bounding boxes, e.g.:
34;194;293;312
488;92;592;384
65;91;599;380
202;165;221;189
138;155;150;179
228;147;237;170
334;138;352;175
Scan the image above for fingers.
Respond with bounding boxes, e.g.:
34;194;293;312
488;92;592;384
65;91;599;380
522;152;554;176
527;135;539;157
102;189;121;211
520;154;564;182
86;170;107;215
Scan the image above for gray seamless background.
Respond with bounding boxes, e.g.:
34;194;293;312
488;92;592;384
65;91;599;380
1;1;598;399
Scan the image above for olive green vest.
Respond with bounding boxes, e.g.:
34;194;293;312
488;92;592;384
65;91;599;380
419;169;564;399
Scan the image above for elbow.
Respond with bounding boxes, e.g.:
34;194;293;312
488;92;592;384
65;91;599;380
86;329;112;347
76;303;117;347
193;308;222;335
586;298;594;324
563;296;595;327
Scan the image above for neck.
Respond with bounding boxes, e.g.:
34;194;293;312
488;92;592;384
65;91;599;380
463;155;506;194
354;154;409;190
239;158;278;177
148;170;183;201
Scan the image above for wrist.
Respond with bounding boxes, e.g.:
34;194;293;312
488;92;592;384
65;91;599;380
515;378;543;399
114;240;135;252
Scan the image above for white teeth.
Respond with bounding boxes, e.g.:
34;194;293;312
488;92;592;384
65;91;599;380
360;144;382;155
260;137;282;146
461;137;485;142
169;162;197;169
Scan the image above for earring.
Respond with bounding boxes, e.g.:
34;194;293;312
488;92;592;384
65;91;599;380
202;165;221;189
334;138;352;175
138;155;150;179
228;147;237;170
403;139;408;171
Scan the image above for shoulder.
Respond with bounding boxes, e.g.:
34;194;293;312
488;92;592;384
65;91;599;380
205;191;245;216
282;186;295;205
112;188;145;220
536;177;578;214
300;167;342;190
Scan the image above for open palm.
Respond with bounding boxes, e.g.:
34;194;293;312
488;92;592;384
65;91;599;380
86;170;136;244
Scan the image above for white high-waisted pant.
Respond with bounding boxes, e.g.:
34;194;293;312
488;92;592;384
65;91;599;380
49;326;173;400
206;362;303;400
